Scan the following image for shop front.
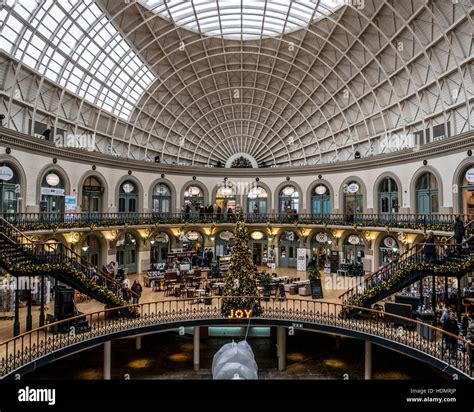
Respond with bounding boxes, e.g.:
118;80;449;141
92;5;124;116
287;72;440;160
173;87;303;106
378;235;400;267
40;172;65;213
82;176;104;214
279;231;300;268
216;230;234;257
80;234;101;268
150;232;170;265
180;230;203;252
118;181;138;213
311;232;332;268
343;234;365;264
116;232;137;274
247;186;268;215
460;167;474;215
0;164;21;213
249;231;268;266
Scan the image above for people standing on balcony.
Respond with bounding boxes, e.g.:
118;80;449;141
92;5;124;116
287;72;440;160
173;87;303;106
253;203;259;216
454;215;465;251
184;203;190;220
346;206;354;224
423;231;436;264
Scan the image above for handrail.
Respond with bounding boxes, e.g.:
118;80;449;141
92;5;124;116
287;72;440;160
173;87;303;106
1;212;472;232
0;218;138;299
338;219;474;302
0;296;472;378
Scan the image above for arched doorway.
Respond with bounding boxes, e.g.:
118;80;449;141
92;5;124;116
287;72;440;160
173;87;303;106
343;234;365;265
183;185;204;211
216;230;234;257
116;232;137;274
378;235;400;267
118;181;138;213
152;183;171;214
150;233;170;266
0;163;21;213
40;171;65;213
82;176;104;214
416;172;439;213
215;185;236;216
247;186;268;215
343;181;364;215
81;235;101;268
378;177;399;213
249;231;268;266
311;232;332;269
459;166;474;215
180;230;203;252
279;231;300;268
311;184;330;217
279;185;299;214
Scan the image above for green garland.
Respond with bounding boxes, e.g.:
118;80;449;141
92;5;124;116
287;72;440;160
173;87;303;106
0;254;139;317
339;256;474;318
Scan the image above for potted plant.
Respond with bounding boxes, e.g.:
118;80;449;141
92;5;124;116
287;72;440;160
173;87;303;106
258;272;273;301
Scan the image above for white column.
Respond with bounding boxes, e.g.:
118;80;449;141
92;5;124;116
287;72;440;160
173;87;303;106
276;326;287;371
103;341;111;380
193;326;200;371
135;336;142;350
364;341;372;380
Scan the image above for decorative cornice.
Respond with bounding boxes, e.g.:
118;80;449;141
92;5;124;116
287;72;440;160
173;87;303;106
0;127;472;178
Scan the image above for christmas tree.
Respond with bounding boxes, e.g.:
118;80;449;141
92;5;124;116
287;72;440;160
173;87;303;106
221;214;262;317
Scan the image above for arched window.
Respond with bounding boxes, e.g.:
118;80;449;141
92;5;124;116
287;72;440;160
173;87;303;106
379;236;399;266
279;231;300;268
343;181;363;215
311;185;330;216
81;234;101;268
216;231;234;257
215;185;236;214
152;183;171;213
279;186;299;213
150;232;170;265
0;164;21;213
378;178;399;213
82;176;103;213
184;185;204;209
248;186;268;215
116;232;137;274
180;230;203;252
415;172;439;213
40;171;65;213
343;234;365;265
461;166;474;215
119;181;138;213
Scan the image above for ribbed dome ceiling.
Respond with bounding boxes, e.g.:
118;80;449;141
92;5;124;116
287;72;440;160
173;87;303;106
0;0;472;167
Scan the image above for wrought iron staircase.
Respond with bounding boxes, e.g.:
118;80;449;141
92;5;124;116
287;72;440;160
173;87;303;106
0;218;138;317
339;223;474;309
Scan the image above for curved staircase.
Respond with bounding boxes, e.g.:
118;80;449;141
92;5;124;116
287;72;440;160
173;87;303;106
0;218;138;317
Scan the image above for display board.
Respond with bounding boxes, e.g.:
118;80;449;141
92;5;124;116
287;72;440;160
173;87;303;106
310;279;324;299
297;248;306;271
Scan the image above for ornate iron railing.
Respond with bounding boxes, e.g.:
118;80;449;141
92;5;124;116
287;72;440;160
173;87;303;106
0;297;472;379
1;212;472;233
339;239;474;306
0;218;138;311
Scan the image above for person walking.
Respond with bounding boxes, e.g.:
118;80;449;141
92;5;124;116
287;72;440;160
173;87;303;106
454;215;465;251
442;311;460;358
131;279;142;304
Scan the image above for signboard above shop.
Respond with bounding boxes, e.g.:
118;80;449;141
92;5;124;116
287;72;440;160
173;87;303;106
466;168;474;183
0;166;14;181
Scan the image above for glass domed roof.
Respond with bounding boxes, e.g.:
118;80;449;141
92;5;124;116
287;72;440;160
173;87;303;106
140;0;340;40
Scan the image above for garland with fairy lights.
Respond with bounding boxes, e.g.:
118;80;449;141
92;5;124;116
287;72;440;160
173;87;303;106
339;256;474;318
0;253;139;317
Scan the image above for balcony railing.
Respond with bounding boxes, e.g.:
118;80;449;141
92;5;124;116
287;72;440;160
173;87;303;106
1;212;472;232
0;297;472;379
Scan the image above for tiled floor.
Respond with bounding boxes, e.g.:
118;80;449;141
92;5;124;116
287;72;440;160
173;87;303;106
0;267;359;342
